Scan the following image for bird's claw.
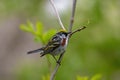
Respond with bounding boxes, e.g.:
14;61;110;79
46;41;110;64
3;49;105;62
56;61;61;65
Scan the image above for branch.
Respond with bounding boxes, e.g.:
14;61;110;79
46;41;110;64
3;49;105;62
50;64;59;80
49;0;66;30
70;26;86;36
69;0;77;32
50;53;64;80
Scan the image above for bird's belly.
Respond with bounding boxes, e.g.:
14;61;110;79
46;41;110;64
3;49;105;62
52;46;65;55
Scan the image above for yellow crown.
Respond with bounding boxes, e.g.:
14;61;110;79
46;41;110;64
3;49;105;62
60;29;67;32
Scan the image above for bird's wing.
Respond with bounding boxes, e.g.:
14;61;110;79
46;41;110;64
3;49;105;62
44;35;61;53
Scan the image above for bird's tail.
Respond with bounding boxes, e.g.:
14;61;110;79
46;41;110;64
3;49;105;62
27;48;44;56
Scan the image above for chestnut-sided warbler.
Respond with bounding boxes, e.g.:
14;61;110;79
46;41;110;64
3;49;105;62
27;30;70;62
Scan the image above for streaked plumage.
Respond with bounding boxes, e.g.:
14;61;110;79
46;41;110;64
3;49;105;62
27;31;69;58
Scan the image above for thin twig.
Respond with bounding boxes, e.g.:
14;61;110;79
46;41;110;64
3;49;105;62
50;53;64;80
49;0;66;30
69;0;77;32
50;64;59;80
70;26;86;36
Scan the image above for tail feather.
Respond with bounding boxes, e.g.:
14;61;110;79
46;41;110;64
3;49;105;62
27;48;44;54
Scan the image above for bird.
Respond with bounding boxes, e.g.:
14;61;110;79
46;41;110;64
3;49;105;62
27;30;70;63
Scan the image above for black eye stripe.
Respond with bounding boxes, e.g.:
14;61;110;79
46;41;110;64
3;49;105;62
51;32;68;42
52;35;60;41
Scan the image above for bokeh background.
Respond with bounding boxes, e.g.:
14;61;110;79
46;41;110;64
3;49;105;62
0;0;120;80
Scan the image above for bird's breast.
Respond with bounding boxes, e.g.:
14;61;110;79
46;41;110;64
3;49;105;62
61;38;66;46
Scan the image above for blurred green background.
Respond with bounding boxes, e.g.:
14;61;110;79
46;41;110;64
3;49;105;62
0;0;120;80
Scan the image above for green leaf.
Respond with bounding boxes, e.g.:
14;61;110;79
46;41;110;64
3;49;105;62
43;29;57;44
20;21;35;34
76;75;89;80
20;24;32;32
35;21;43;36
34;36;44;44
34;36;42;43
20;21;56;45
91;74;102;80
27;21;34;31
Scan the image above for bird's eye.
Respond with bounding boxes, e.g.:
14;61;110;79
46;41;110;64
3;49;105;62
52;35;61;42
53;38;56;41
52;36;58;41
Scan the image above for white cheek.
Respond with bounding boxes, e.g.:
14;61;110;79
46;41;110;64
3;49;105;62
66;38;68;45
65;37;69;48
